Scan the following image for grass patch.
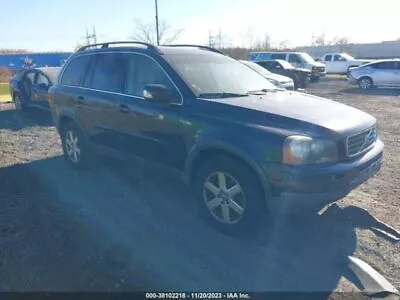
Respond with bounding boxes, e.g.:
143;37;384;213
0;83;11;102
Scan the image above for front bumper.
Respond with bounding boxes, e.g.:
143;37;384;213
347;76;358;85
264;140;384;210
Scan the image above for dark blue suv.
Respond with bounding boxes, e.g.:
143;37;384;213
48;41;384;234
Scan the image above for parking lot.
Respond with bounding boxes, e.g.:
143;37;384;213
0;77;399;292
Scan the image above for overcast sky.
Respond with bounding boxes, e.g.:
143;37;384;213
1;0;399;51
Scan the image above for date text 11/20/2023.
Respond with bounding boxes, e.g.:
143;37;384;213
145;292;251;299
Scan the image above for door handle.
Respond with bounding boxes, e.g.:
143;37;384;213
119;104;131;114
77;96;84;104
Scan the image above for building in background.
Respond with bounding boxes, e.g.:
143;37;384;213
0;52;72;70
295;40;400;59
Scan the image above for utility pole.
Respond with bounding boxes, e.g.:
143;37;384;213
84;26;97;45
155;0;160;45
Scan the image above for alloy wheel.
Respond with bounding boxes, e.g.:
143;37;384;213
360;78;371;90
65;130;81;163
203;172;246;224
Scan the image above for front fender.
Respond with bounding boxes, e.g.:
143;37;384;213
183;139;272;201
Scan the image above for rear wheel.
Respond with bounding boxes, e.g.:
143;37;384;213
193;156;267;236
61;122;92;168
358;77;373;90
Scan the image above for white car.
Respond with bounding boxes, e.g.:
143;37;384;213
320;53;371;74
240;60;294;90
347;59;400;90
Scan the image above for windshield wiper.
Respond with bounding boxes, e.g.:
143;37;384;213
247;88;284;95
198;92;248;99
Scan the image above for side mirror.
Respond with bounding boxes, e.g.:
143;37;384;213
143;84;178;103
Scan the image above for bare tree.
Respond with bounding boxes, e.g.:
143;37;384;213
311;33;326;46
277;40;290;50
131;18;183;45
254;34;271;51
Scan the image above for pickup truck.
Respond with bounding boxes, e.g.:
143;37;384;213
319;53;371;74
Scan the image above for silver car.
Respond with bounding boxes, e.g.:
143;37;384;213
240;60;295;90
348;59;400;90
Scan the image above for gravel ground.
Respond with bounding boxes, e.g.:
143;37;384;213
0;79;398;293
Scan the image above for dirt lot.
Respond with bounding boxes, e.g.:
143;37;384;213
0;79;399;293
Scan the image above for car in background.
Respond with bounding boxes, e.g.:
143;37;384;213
347;59;400;90
240;60;294;90
9;67;61;111
255;59;311;89
320;53;371;74
248;51;326;81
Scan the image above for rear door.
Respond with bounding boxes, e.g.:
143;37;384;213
78;52;131;149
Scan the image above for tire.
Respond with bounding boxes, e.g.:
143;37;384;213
358;77;373;90
13;93;28;112
60;122;93;168
193;156;267;236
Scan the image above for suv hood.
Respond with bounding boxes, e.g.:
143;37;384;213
206;91;375;136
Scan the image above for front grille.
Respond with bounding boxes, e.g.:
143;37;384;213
346;126;377;157
317;67;325;72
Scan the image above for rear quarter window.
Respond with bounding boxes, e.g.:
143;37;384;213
60;55;92;87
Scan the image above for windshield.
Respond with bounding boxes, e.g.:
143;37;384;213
240;60;273;76
299;53;316;63
276;59;295;69
164;54;277;98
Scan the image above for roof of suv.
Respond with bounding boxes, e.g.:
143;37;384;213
74;41;224;56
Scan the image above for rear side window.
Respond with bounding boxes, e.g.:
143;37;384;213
271;53;286;60
288;54;301;63
324;55;332;61
125;54;174;97
372;61;396;70
89;54;126;93
334;55;346;61
61;55;91;87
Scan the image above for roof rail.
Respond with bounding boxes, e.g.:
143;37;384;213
163;44;224;55
77;41;160;53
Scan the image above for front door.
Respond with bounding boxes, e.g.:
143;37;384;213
117;53;184;169
371;61;397;87
31;71;51;109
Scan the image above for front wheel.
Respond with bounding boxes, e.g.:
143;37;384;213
193;156;267;235
358;77;373;90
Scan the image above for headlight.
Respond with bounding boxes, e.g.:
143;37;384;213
283;136;338;164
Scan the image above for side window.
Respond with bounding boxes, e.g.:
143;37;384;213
125;54;174;97
273;62;282;69
90;54;125;93
257;62;268;69
36;73;50;86
288;54;301;63
334;54;346;61
324;55;332;61
25;71;36;83
271;53;286;60
372;61;396;70
61;55;92;87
